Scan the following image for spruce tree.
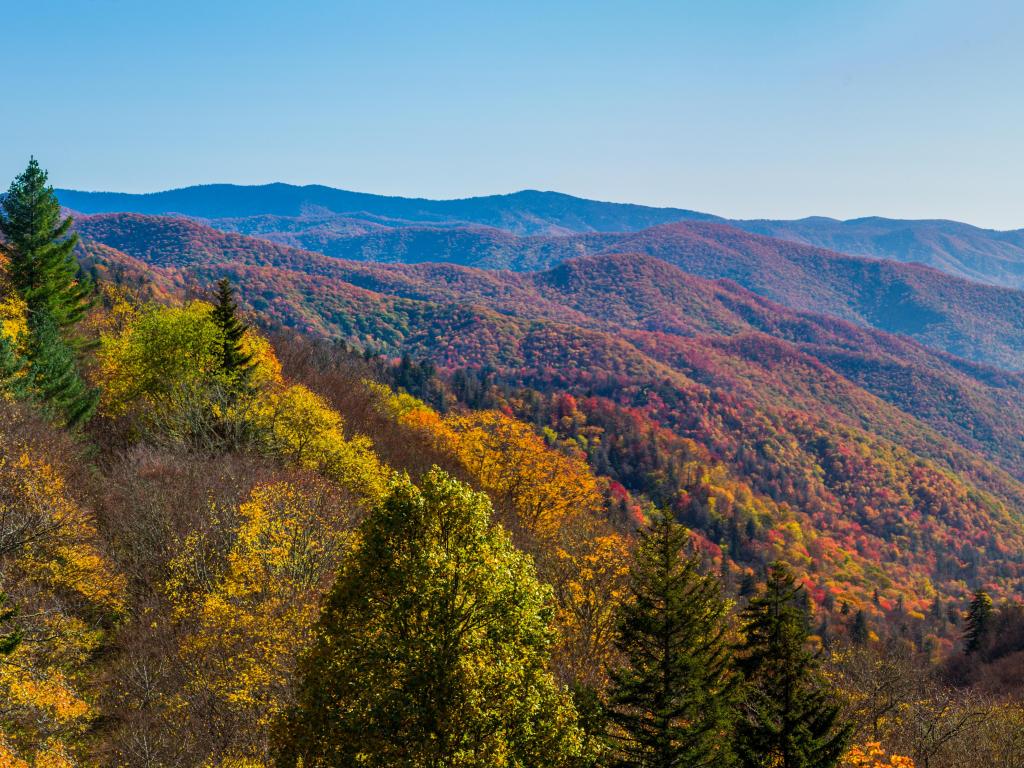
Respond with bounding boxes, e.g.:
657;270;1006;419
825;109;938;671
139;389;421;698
851;609;869;646
26;313;98;426
0;332;27;399
0;159;97;425
605;512;737;768
210;277;253;380
964;589;993;655
0;158;92;329
276;469;582;768
734;562;851;768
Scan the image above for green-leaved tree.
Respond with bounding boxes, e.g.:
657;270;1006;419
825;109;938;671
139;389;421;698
25;313;98;426
276;468;582;768
0;332;27;399
734;562;850;768
605;512;737;768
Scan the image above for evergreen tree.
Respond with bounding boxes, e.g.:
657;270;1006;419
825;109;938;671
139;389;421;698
734;562;851;768
25;313;98;426
276;468;582;768
604;513;737;768
964;589;993;655
210;277;253;379
0;158;92;329
0;159;97;425
851;609;870;646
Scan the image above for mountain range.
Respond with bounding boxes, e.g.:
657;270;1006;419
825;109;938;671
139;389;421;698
48;176;1024;615
72;212;1024;370
67;208;1024;611
58;183;1024;288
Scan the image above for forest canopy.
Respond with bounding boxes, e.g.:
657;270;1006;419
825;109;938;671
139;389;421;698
0;160;1021;768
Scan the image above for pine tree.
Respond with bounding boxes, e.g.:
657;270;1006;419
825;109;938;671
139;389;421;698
0;158;92;329
604;513;737;768
210;277;253;379
734;562;851;768
851;609;869;646
26;313;98;426
276;468;582;768
0;159;97;425
964;589;993;655
0;332;27;399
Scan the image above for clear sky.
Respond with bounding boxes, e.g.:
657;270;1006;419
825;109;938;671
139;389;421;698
2;1;1022;228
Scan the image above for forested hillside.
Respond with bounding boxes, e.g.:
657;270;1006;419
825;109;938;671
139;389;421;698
62;206;1024;632
72;212;1024;369
73;215;1024;483
2;162;1023;767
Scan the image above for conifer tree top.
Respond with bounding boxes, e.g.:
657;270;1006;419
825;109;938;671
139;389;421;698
210;277;254;376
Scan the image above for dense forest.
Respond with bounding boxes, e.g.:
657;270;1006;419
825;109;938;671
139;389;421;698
69;209;1024;370
72;210;1024;614
3;160;1024;767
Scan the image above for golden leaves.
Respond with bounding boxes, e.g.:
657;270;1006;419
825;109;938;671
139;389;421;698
164;481;359;762
844;742;915;768
0;445;125;766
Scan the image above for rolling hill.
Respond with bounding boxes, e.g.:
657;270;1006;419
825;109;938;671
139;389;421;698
70;211;1024;614
734;216;1024;288
73;213;1024;370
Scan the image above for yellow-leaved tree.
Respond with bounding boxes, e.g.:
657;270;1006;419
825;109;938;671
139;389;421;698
368;385;631;688
0;420;125;767
843;742;915;768
96;299;388;500
163;479;364;766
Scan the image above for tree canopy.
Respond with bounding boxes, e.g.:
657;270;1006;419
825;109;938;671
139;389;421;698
277;468;583;768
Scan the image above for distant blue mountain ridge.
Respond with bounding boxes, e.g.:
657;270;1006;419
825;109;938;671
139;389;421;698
57;183;1024;287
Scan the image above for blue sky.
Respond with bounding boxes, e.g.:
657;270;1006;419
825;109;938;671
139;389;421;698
2;1;1022;227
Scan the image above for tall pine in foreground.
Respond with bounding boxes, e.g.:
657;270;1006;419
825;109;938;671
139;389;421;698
276;468;582;768
605;513;737;768
0;158;97;425
734;562;850;768
0;158;92;329
26;313;98;426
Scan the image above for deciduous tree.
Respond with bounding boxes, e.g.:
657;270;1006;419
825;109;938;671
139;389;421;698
276;468;583;768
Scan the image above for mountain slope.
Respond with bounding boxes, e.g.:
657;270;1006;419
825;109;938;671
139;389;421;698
74;220;1024;613
73;213;1024;370
71;215;1024;482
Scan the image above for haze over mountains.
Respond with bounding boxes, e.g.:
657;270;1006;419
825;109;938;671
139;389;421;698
58;183;1024;288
